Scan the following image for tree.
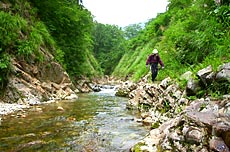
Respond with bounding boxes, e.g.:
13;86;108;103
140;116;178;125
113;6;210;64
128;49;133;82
30;0;102;78
92;23;127;75
123;23;143;39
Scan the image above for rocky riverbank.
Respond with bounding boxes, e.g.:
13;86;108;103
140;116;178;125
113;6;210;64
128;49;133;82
0;75;119;121
0;59;77;119
116;63;230;152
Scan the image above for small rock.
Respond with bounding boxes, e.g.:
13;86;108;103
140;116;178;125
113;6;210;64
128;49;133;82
57;106;64;111
65;94;78;100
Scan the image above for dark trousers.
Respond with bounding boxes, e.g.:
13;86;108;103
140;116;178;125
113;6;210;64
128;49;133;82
150;63;158;82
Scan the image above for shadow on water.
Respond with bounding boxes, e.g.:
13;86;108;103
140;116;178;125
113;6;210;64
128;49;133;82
0;87;148;152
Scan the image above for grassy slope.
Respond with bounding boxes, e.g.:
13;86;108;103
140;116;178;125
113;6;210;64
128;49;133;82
113;1;230;83
0;0;102;87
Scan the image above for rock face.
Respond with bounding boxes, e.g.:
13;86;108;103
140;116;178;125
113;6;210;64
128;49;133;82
1;51;78;106
116;63;230;152
216;63;230;82
186;63;230;96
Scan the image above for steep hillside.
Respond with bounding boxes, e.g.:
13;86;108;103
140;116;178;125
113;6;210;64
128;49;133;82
0;0;101;103
29;0;102;78
113;0;230;83
92;23;127;75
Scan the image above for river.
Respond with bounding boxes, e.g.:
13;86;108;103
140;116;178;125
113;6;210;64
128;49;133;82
0;86;148;152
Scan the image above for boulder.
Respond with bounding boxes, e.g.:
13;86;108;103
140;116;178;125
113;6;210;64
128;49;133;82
115;81;137;97
216;63;230;82
186;78;200;96
210;137;229;152
159;77;171;89
197;65;213;86
185;128;203;144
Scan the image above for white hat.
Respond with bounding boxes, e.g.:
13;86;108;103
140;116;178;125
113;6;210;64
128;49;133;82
152;49;158;54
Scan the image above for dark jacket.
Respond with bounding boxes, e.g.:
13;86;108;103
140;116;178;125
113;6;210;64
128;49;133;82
146;54;164;67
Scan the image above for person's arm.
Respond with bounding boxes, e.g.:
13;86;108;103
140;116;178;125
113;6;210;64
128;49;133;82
146;56;151;67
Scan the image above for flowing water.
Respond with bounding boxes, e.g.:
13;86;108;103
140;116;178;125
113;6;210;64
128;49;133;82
0;87;148;152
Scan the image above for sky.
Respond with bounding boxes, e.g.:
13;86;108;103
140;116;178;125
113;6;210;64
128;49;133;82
83;0;169;27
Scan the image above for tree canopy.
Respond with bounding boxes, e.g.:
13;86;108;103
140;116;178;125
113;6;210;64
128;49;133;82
92;23;127;75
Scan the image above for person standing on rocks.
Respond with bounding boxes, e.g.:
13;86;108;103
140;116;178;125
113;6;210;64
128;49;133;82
146;49;164;82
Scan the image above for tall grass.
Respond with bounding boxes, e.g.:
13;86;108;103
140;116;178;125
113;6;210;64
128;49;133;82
113;0;230;87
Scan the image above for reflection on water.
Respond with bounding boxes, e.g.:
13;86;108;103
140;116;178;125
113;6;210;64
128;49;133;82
0;87;148;152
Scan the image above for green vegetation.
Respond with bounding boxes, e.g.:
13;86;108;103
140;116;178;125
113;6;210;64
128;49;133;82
1;0;230;98
30;0;103;78
151;121;160;129
132;142;146;152
113;0;230;83
112;0;230;98
0;0;103;88
92;23;127;75
0;2;52;88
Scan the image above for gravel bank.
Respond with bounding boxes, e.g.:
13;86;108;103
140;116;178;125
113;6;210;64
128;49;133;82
0;102;30;117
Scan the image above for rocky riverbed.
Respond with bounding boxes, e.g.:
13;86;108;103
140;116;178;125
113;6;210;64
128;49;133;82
116;63;230;152
0;76;119;123
1;62;230;151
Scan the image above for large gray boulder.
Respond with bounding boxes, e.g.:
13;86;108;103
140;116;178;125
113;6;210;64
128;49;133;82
197;65;214;86
216;63;230;82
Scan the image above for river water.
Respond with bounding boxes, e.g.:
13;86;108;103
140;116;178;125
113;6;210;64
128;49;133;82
0;87;148;152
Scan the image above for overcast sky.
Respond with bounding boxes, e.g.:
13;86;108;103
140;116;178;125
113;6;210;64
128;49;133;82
83;0;169;27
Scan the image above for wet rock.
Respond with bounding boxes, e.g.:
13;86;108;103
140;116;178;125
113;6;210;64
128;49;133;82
91;85;101;92
31;106;43;112
115;81;137;97
78;81;93;93
115;88;129;97
210;137;230;152
57;106;64;111
16;112;27;118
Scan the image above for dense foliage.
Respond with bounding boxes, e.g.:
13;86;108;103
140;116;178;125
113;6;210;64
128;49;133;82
0;0;58;89
0;0;103;90
113;0;230;82
112;0;230;97
1;0;230;98
30;0;102;78
92;23;127;75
